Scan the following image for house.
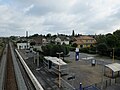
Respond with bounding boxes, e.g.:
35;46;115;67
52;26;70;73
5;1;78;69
31;36;48;46
31;37;43;45
72;36;96;48
55;37;61;44
17;41;30;49
55;37;70;45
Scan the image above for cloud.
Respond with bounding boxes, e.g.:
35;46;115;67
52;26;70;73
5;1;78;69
23;4;34;13
1;0;120;36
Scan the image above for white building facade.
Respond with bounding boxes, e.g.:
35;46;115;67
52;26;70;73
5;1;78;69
17;43;30;49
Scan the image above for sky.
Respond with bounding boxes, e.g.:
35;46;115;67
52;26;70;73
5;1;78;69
0;0;120;37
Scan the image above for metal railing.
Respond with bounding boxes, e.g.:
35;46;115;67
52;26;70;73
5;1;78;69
61;78;75;90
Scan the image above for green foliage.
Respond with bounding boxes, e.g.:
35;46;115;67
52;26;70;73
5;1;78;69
113;30;120;40
96;30;120;58
80;48;89;53
46;33;51;37
30;41;36;46
89;47;97;54
97;43;108;55
105;34;118;48
96;34;106;44
113;30;120;46
42;44;69;57
69;46;76;51
114;47;120;57
72;43;78;47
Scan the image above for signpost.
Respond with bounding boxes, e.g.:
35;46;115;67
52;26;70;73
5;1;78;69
75;48;79;61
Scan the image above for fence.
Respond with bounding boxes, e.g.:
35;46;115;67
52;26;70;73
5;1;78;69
60;76;120;90
83;77;120;90
83;85;100;90
61;78;76;90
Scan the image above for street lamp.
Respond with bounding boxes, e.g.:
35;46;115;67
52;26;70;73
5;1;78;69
56;52;63;88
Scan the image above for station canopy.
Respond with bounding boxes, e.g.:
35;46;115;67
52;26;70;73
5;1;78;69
105;63;120;72
44;56;67;66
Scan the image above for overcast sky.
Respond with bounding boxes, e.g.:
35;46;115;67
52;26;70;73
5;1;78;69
0;0;120;37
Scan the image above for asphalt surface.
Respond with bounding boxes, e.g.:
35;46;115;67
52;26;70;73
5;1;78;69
65;52;120;90
65;52;120;65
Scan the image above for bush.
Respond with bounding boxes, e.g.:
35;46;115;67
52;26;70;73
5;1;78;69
80;48;89;53
72;43;78;47
69;46;76;51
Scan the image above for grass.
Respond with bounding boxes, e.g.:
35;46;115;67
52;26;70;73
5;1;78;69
0;42;5;57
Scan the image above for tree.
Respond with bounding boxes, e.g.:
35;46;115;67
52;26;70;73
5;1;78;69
113;30;120;40
113;30;120;46
72;30;75;36
97;43;108;55
31;34;39;37
96;34;106;44
105;34;118;48
42;44;69;57
46;33;51;37
72;43;78;47
30;41;36;46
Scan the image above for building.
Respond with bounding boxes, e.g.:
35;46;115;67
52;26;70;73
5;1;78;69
31;37;48;46
72;36;96;48
55;37;70;45
17;42;30;49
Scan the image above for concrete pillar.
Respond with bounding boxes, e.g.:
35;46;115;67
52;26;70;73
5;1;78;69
34;55;36;64
37;52;39;67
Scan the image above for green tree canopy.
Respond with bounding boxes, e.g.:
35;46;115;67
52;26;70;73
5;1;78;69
42;44;69;57
97;43;108;55
105;34;118;48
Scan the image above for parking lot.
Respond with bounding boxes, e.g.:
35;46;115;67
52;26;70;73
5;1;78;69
62;59;105;89
63;52;120;89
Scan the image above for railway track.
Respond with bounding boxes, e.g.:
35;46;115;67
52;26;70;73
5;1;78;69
5;44;18;90
38;67;59;90
0;42;37;90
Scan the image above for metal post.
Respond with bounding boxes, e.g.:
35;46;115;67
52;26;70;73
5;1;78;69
56;52;63;88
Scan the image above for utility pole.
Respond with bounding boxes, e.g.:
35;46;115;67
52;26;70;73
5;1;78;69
56;52;63;88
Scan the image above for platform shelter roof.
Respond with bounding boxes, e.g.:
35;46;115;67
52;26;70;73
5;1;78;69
44;56;67;66
105;63;120;72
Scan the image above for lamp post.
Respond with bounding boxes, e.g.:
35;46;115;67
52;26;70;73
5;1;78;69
56;52;63;88
112;48;115;63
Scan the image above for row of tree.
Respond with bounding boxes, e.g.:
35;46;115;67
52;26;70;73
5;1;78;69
41;44;69;57
96;30;120;59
